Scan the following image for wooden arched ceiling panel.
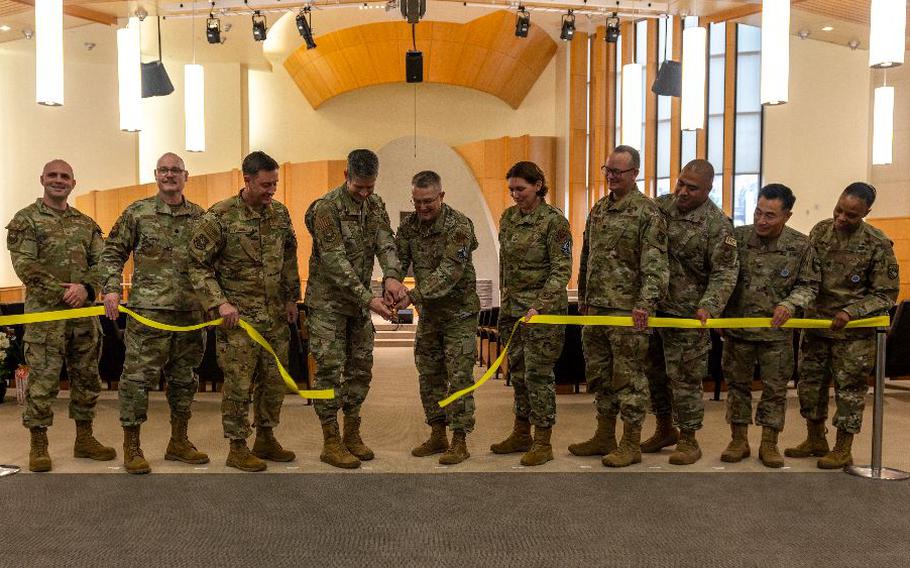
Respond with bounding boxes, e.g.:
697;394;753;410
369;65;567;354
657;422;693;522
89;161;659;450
284;10;557;109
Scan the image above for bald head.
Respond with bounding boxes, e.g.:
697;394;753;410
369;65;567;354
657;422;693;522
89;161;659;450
674;159;714;213
40;159;76;208
154;152;189;203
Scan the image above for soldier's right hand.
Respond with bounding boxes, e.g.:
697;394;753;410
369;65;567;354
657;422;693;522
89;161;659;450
368;297;394;321
219;302;240;328
103;292;121;321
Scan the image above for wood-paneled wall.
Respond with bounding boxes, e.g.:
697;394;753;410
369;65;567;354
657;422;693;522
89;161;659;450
867;218;910;302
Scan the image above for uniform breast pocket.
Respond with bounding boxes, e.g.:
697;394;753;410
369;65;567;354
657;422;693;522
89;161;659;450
837;252;870;288
136;233;164;258
227;227;261;263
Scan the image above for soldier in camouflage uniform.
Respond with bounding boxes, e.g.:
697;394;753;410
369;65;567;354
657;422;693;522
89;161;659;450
489;161;572;467
98;153;209;474
721;184;819;468
785;182;899;469
395;171;480;465
570;146;668;468
304;149;406;470
644;159;739;465
6;159;116;472
188;151;301;472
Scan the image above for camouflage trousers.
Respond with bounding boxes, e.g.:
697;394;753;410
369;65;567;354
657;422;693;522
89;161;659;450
22;318;102;429
722;336;794;431
646;326;710;431
308;308;374;425
118;308;205;427
217;320;289;440
797;332;875;434
499;315;564;428
414;311;478;433
582;308;650;427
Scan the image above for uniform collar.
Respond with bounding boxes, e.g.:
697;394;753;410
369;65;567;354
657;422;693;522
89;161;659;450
336;183;366;215
35;198;78;217
234;191;272;220
668;195;715;222
417;203;449;234
606;186;642;212
512;202;545;225
154;193;194;216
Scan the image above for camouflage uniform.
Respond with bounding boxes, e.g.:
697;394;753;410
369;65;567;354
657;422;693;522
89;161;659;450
648;194;739;431
797;219;899;434
188;193;300;440
722;225;819;431
498;202;572;428
578;188;668;427
304;184;402;425
6;199;104;429
98;195;206;427
396;204;480;433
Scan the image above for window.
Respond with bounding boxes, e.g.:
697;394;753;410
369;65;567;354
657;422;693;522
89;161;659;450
706;22;725;208
732;24;763;226
635;20;648;186
655;16;674;196
680;16;698;169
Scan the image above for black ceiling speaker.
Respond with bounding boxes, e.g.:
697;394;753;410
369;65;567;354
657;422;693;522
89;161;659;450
651;60;682;97
142;16;174;98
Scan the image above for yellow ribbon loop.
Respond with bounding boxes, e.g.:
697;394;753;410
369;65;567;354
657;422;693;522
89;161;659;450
438;314;891;408
0;306;333;401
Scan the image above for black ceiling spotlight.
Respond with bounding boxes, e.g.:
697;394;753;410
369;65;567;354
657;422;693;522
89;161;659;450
399;0;426;24
560;10;575;41
252;10;267;42
515;6;530;38
296;7;316;49
605;14;620;43
206;13;222;44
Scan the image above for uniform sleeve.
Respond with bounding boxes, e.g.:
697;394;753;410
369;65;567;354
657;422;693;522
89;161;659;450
637;209;669;312
577;210;591;305
6;213;61;300
532;214;572;313
699;217;740;316
395;227;413;291
309;200;374;308
372;198;403;282
187;212;229;312
281;214;302;303
98;210;137;296
409;220;474;306
778;242;820;315
842;239;900;319
83;221;105;300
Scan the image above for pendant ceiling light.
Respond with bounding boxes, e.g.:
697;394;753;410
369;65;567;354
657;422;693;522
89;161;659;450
869;0;906;68
621;63;643;148
117;17;142;132
681;24;706;130
872;85;894;165
185;6;205;152
35;0;63;106
761;0;790;105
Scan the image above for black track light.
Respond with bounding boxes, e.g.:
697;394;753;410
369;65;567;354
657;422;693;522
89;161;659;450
606;15;620;43
560;10;575;41
296;7;316;49
206;13;222;44
252;11;267;42
515;6;530;38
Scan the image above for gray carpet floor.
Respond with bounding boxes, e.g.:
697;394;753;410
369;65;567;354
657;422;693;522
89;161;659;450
1;472;909;567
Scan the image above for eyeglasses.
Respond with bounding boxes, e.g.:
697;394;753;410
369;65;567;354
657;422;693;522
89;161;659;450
601;165;636;177
156;167;185;176
412;195;441;207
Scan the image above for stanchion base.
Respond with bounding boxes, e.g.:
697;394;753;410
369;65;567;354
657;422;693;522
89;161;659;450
845;465;910;480
0;464;21;477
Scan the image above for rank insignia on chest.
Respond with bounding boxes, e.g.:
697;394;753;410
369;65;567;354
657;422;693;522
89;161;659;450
889;264;899;280
780;268;790;278
193;233;210;251
724;236;737;248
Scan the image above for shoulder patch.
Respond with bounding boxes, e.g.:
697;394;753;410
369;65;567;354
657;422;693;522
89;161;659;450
193;233;211;251
724;235;737;248
315;208;340;244
889;264;899;280
453;229;470;247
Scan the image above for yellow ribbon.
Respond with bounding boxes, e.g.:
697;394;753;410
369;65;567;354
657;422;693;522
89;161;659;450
0;306;333;400
438;314;891;408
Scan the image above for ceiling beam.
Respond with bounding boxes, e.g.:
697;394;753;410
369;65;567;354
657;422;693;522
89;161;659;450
10;0;117;26
704;0;812;24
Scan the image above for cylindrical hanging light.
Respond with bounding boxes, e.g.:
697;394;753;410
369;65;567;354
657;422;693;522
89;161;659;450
872;85;894;165
869;0;906;68
185;64;205;152
761;0;790;105
621;63;643;149
35;0;63;106
681;25;706;130
117;18;142;132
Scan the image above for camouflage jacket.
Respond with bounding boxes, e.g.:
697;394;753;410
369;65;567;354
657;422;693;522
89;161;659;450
396;203;480;320
578;188;668;313
499;202;572;318
807;218;899;339
724;225;819;341
98;195;205;312
6;199;103;313
304;184;402;316
656;194;739;317
188;192;301;326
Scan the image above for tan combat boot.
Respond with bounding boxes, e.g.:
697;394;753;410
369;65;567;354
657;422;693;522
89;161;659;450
29;427;52;472
74;420;116;461
784;419;829;458
602;422;642;468
520;427;553;466
252;427;296;462
226;439;267;472
640;414;679;453
412;421;449;457
490;417;532;454
439;431;470;465
720;423;751;463
342;416;374;461
669;429;702;465
817;429;854;469
122;425;151;475
568;415;617;457
165;415;209;464
320;422;360;469
759;427;785;468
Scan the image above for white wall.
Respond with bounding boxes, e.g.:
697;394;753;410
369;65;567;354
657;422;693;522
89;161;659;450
869;54;910;219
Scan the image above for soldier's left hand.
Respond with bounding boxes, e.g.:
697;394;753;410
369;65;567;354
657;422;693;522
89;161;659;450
830;310;851;331
383;278;406;306
523;308;539;323
771;305;791;328
695;308;712;326
61;283;88;308
632;308;650;331
285;301;299;324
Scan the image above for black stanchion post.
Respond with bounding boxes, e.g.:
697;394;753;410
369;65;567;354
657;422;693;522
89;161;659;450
845;327;909;480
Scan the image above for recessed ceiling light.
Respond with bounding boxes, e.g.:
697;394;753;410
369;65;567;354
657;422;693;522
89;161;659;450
0;25;12;32
821;25;834;32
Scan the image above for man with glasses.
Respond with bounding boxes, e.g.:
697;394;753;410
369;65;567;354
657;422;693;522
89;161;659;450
570;145;668;467
395;171;480;465
642;159;739;465
304;149;405;469
98;152;208;474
